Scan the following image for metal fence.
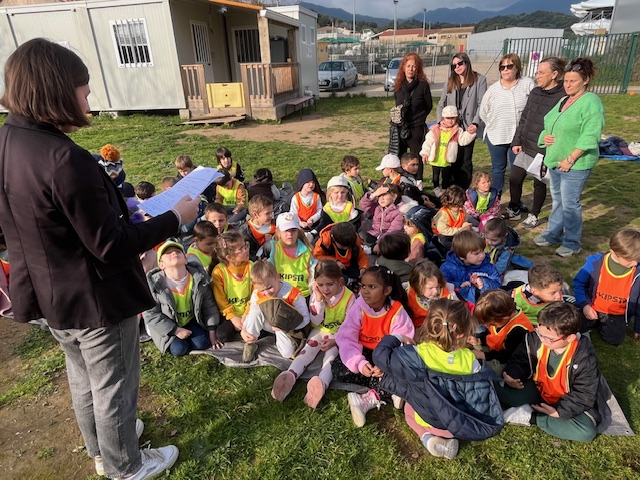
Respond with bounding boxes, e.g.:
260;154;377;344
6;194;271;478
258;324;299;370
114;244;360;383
503;32;640;94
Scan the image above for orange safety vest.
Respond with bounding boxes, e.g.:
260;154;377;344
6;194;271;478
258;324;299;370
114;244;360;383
293;192;320;222
359;300;404;350
406;286;450;328
533;339;579;404
257;285;301;305
486;310;534;351
592;253;636;315
248;221;276;247
431;207;464;235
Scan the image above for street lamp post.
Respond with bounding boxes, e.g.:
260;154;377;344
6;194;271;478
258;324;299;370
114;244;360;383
353;0;356;37
422;8;427;40
393;0;398;55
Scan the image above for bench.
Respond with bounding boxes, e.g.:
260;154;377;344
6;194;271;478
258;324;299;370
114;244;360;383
285;95;316;119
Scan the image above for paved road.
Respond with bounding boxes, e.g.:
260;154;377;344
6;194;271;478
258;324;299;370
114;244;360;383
318;82;445;99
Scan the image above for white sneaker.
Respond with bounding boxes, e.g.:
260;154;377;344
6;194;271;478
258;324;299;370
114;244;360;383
347;389;384;427
115;445;179;480
503;404;533;426
391;394;405;410
422;434;459;459
521;213;539;229
95;419;145;475
362;245;372;255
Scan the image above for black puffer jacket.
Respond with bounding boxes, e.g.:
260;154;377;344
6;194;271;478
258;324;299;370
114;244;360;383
511;83;565;156
394;80;433;129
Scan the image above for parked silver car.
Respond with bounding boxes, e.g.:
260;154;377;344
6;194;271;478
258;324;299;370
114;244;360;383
318;60;358;91
384;57;402;92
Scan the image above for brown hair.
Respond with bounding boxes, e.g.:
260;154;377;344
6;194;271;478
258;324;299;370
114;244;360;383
452;230;485;259
538;302;580;337
528;264;564;290
394;53;428;92
499;53;522;79
175;155;194;169
161;177;178;189
341;155;360;172
216;146;232;162
1;38;90;127
415;298;476;351
446;52;478;93
331;222;357;247
250;259;279;284
483;218;508;238
248;194;273;216
540;56;566;83
566;57;596;83
274;227;311;249
204;202;228;217
470;171;491;190
135;181;156;200
193;220;218;240
440;185;465;208
609;228;640;260
214;230;247;264
400;152;419;165
409;260;446;295
378;232;411;260
314;260;344;283
474;290;516;325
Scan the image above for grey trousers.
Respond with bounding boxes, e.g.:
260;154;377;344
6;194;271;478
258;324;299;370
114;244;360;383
50;316;142;478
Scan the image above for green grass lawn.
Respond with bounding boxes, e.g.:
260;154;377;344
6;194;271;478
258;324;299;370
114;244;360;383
2;94;640;479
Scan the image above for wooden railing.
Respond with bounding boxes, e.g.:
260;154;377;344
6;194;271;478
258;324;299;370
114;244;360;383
180;64;209;114
240;62;300;107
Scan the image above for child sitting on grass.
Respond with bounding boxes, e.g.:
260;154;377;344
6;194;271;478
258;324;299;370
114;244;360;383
464;171;500;229
317;176;361;232
313;222;370;286
135;181;155;202
374;299;503;459
204;202;230;234
143;241;221;356
339;155;369;203
440;230;501;304
186;221;217;271
216;146;244;182
402;204;436;264
359;183;404;252
432;185;472;251
483;217;533;281
376;154;414;187
161;176;177;191
175;154;216;202
241;260;310;363
215;169;247;225
499;302;601;443
374;232;413;284
574;228;640;345
271;261;356;408
290;168;325;231
512;264;565;326
238;195;275;260
400;152;421;188
247;168;280;202
406;259;457;328
472;289;534;374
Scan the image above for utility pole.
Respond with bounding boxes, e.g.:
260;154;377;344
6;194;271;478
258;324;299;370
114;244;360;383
422;8;426;39
393;0;398;54
353;0;356;36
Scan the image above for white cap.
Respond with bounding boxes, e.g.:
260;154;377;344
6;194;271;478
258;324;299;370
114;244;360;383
276;212;300;231
375;154;401;171
327;175;349;189
442;105;459;118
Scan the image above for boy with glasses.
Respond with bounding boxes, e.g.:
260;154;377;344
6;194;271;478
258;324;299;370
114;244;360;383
497;302;601;442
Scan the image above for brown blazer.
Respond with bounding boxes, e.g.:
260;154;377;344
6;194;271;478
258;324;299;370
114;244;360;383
0;114;178;329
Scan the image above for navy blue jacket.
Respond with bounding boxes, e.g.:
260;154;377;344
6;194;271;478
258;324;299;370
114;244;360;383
374;335;504;441
574;253;640;334
440;250;502;303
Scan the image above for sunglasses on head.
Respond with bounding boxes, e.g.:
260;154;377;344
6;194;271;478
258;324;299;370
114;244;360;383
565;63;583;72
450;60;466;70
499;64;515;71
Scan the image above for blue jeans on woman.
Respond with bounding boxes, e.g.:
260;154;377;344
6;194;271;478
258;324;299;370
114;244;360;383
540;167;592;251
169;320;211;356
486;137;517;195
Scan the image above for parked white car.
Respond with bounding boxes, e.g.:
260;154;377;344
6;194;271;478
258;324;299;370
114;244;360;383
318;60;358;91
384;57;402;92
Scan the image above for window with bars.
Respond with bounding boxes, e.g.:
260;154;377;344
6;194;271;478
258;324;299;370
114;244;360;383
110;19;153;67
310;26;315;45
234;28;261;63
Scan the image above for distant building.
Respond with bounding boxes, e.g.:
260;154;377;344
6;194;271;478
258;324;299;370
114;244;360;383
378;26;474;51
610;0;639;34
467;27;565;54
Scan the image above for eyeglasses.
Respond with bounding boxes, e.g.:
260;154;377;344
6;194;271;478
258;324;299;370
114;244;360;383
450;60;466;70
565;63;582;72
499;64;515;71
535;327;566;344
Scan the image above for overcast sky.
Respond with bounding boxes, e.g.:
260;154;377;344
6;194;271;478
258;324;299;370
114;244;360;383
311;0;518;19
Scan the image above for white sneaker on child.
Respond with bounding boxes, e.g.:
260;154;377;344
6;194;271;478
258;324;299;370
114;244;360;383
503;404;534;426
362;245;372;255
421;434;459;459
114;445;179;480
347;389;384;427
95;419;145;476
391;394;405;410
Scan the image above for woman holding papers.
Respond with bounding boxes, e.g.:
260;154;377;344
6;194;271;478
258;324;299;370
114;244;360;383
0;39;199;478
506;56;567;229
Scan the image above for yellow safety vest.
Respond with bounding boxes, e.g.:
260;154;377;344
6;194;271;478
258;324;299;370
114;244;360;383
216;262;253;317
320;287;355;334
218;179;242;207
273;241;312;297
345;176;365;202
187;244;212;270
323;201;353;224
170;274;194;327
512;285;548;326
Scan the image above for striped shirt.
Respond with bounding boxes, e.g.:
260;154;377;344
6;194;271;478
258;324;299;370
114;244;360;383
480;77;535;145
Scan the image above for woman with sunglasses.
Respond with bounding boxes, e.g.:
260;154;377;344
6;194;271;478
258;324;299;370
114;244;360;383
505;56;567;229
479;53;535;197
391;53;433;182
437;53;487;190
534;57;604;258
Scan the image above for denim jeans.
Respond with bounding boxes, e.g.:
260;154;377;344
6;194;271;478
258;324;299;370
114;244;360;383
169;320;211;356
50;316;142;478
541;167;592;251
486;137;517;195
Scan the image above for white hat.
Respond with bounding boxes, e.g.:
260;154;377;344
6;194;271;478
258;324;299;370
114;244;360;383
276;212;300;231
375;154;401;171
442;105;459;118
326;175;349;189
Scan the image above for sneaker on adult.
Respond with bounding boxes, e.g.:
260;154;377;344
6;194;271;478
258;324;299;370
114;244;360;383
271;370;296;402
242;342;258;363
556;245;581;258
95;419;146;476
347;389;383;427
503;207;521;221
521;213;539;229
304;376;326;409
114;445;179;480
519;203;529;213
533;234;551;247
421;434;459;460
503;404;534;426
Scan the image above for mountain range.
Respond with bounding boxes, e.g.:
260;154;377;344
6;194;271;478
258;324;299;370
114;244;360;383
300;0;578;25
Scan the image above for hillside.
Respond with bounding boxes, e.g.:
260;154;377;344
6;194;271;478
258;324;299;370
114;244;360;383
474;11;576;33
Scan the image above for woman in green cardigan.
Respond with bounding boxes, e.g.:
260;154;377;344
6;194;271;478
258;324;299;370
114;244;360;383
533;58;605;257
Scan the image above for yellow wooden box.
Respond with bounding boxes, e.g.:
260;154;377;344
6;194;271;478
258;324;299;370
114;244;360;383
207;83;244;108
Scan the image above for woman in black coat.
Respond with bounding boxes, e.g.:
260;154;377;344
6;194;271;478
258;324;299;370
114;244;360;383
392;52;433;182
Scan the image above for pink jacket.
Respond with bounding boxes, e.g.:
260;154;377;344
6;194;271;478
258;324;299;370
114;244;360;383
359;193;404;238
335;295;415;374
